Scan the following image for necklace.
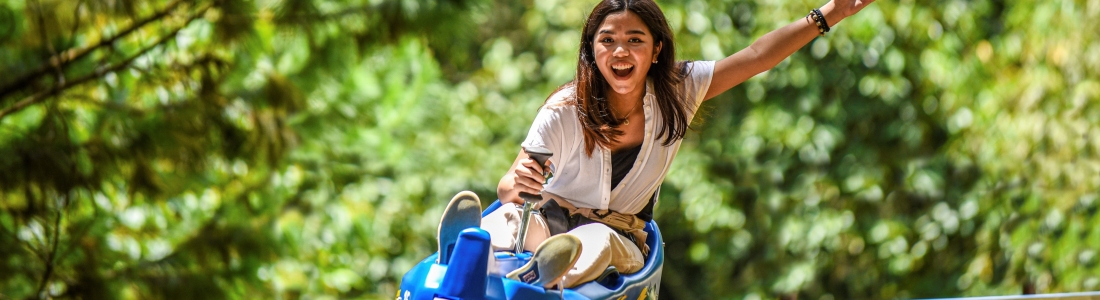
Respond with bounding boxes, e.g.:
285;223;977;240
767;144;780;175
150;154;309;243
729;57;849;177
614;100;641;125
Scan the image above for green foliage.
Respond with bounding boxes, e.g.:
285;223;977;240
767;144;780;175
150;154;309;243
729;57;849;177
1;0;1098;299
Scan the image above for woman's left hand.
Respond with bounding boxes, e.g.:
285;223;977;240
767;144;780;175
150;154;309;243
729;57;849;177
829;0;876;20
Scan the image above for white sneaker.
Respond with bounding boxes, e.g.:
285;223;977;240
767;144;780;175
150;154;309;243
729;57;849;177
437;191;482;264
505;234;583;288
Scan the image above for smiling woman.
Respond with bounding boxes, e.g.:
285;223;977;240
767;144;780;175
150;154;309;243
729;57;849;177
574;0;686;158
448;0;877;290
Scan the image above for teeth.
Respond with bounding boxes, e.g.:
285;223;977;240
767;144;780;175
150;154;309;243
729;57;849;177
612;64;633;70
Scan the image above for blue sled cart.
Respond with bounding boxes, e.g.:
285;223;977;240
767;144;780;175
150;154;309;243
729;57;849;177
397;199;664;300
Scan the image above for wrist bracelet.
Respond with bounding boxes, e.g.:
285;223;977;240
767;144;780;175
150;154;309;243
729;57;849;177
808;8;830;36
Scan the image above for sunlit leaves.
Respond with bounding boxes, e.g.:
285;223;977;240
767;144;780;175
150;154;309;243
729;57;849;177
3;0;1099;298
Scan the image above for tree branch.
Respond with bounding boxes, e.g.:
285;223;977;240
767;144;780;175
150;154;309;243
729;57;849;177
0;3;213;122
35;208;63;298
53;192;96;271
31;0;65;89
0;0;188;101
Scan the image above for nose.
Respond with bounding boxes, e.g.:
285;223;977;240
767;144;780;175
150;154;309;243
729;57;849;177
612;44;628;57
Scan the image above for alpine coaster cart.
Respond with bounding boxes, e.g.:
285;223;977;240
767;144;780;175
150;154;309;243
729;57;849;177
398;147;664;299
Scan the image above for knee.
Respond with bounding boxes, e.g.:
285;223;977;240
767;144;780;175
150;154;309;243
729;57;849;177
567;223;617;246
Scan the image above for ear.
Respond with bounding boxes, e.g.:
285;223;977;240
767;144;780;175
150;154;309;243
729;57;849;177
654;41;663;59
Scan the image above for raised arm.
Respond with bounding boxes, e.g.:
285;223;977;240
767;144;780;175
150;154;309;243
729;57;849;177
702;0;875;101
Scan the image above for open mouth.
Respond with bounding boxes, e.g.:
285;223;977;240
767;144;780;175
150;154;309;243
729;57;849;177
611;63;634;79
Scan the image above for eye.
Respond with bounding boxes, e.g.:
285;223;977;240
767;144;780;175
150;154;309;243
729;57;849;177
629;38;642;43
600;37;613;43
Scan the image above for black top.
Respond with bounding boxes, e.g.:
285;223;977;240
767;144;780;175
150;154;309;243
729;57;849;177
610;144;642;189
610;144;657;222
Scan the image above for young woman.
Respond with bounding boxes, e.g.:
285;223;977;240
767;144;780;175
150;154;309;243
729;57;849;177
440;0;875;289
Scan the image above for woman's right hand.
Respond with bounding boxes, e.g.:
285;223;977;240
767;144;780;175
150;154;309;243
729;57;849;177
498;150;549;205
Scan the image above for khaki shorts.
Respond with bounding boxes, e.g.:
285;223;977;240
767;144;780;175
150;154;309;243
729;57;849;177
481;203;645;288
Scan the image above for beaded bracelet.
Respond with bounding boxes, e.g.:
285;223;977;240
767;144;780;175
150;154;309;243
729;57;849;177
808;8;830;36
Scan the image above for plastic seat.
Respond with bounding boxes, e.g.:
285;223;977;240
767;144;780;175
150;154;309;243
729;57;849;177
398;200;663;300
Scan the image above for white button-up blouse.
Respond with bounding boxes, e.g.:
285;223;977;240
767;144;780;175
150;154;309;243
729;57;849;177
522;61;715;214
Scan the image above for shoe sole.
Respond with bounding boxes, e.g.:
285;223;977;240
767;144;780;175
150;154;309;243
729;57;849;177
437;191;482;264
505;234;583;288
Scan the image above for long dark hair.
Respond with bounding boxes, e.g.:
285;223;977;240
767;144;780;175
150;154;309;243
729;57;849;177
563;0;689;156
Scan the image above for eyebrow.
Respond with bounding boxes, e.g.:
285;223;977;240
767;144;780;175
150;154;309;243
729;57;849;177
597;29;649;35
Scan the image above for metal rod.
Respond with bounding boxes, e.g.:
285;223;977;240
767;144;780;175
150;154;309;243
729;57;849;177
514;146;552;254
514;199;536;254
922;292;1100;300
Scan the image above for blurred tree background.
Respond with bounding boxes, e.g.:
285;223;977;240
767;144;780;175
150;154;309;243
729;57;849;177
1;0;1098;298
